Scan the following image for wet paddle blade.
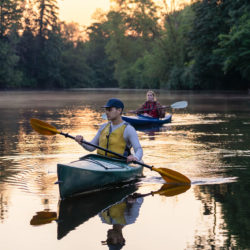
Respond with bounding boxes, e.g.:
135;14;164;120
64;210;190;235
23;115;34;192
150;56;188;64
170;101;188;109
30;118;60;135
152;167;191;184
154;183;190;197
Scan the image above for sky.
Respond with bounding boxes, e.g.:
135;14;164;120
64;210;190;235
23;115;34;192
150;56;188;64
58;0;191;26
58;0;111;26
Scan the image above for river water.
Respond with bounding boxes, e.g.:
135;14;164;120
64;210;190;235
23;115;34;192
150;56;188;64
0;89;250;250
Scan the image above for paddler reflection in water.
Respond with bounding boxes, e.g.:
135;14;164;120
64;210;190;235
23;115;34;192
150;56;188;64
75;98;143;162
100;194;143;250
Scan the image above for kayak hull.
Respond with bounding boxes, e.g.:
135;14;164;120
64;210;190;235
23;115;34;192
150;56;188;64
122;114;172;126
57;154;143;199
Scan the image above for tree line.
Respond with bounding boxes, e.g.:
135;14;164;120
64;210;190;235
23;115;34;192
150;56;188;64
0;0;249;90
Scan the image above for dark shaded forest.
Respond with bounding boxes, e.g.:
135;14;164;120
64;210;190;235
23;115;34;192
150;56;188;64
0;0;249;90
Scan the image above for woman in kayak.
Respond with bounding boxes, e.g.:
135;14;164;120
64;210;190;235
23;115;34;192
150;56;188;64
75;98;143;163
135;90;166;118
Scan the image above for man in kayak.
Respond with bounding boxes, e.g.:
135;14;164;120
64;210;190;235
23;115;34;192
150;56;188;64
134;90;166;118
75;98;143;162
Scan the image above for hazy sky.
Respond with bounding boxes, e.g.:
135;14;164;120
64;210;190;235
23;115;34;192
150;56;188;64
58;0;110;26
58;0;191;26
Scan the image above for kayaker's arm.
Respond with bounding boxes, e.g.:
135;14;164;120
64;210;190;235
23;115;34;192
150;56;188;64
75;135;97;151
134;103;146;114
124;125;143;161
156;102;166;118
75;124;106;151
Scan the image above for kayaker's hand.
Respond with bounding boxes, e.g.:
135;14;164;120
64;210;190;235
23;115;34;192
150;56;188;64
75;135;83;144
127;155;138;162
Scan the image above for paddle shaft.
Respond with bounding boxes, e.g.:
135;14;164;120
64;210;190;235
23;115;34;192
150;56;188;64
127;106;168;115
60;131;154;170
130;101;187;114
134;106;167;113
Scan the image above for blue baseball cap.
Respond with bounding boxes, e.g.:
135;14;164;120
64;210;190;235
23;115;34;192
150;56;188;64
102;98;124;110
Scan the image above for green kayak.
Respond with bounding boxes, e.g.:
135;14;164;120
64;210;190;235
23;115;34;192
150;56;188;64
57;154;143;199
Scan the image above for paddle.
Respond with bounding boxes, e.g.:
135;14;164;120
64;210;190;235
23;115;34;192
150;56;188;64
129;101;188;114
132;183;191;199
30;118;191;184
102;101;188;120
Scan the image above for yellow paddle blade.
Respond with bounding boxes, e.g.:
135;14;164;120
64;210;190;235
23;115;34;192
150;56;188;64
30;211;57;226
30;118;60;135
154;183;190;197
152;167;191;184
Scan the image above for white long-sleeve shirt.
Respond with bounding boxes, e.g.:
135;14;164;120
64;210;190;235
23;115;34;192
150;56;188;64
80;121;143;161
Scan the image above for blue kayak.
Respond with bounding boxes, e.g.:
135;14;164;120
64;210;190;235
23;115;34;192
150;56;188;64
122;114;172;126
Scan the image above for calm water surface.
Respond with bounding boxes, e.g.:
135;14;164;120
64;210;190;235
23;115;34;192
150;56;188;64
0;90;250;250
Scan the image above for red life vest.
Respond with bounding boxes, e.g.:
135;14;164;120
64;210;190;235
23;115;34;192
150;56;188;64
142;101;160;118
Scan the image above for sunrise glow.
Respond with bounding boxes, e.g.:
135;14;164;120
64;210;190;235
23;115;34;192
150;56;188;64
58;0;192;26
58;0;110;26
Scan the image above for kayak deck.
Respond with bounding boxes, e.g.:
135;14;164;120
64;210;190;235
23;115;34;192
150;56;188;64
57;154;143;199
67;155;135;171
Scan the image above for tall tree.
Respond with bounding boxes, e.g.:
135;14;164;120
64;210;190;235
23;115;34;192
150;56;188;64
85;22;117;87
187;0;229;89
29;0;63;88
35;0;59;39
17;28;37;87
0;40;22;88
215;1;250;86
149;5;194;89
0;0;23;39
104;0;160;88
0;0;24;88
60;42;94;88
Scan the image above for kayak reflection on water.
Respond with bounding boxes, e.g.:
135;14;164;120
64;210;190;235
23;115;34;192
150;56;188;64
100;194;143;249
56;184;138;240
29;183;190;248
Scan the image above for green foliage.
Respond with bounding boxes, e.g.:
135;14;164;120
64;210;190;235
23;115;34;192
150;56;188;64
104;0;161;88
17;28;38;87
0;0;249;90
187;0;228;89
38;31;63;88
85;22;117;87
60;43;94;88
216;12;250;81
0;40;23;88
135;6;194;89
188;0;250;89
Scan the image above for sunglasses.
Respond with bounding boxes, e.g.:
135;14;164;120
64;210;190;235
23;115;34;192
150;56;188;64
105;107;114;112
